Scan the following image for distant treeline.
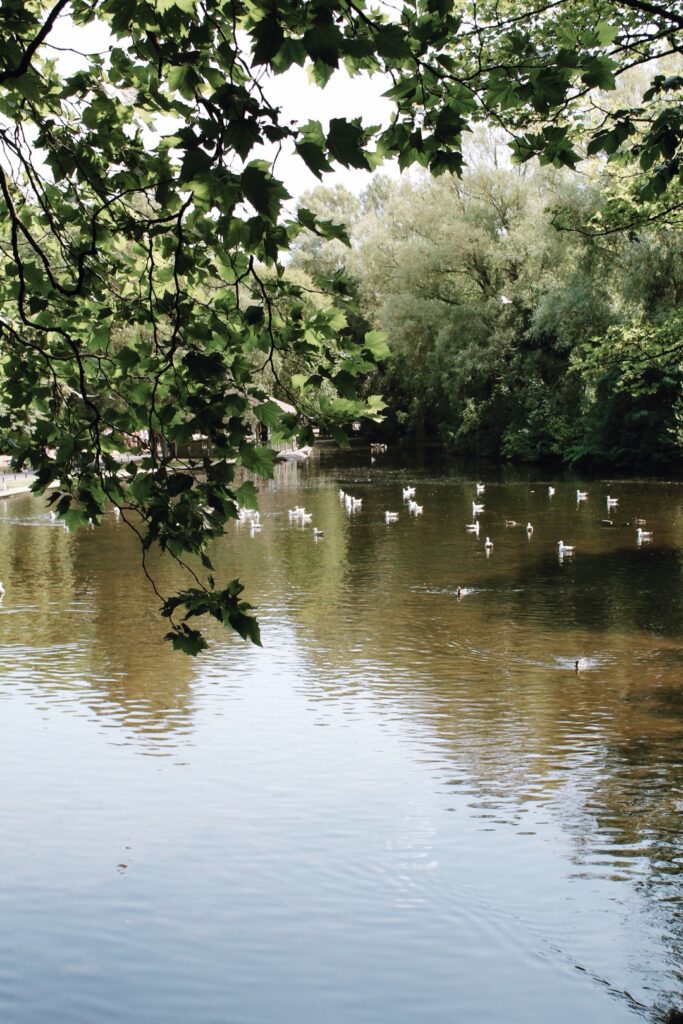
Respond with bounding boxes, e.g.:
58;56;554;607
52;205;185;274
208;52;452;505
289;141;682;470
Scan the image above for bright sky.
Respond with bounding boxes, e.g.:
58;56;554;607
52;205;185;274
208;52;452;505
48;14;400;201
264;64;399;198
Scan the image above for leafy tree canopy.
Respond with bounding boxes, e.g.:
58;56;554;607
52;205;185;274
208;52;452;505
0;0;680;651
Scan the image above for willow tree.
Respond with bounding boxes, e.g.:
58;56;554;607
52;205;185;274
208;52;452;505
0;0;680;651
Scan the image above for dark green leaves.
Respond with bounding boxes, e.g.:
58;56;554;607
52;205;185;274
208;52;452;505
251;14;285;66
241;162;290;221
162;580;262;653
327;119;372;170
295;119;334;179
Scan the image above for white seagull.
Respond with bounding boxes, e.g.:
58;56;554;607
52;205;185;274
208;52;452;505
558;540;575;555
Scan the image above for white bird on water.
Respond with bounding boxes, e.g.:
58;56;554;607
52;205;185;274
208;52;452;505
636;528;653;542
558;540;575;555
385;511;399;522
402;486;416;500
548;486;555;497
466;521;480;535
606;495;619;508
576;490;588;502
575;658;589;672
526;522;534;535
472;501;485;515
484;536;493;550
475;482;485;495
0;581;4;599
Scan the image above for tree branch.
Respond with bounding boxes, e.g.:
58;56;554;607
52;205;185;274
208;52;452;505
0;0;71;84
615;0;683;30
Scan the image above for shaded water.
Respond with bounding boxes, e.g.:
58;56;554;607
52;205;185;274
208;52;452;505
1;448;682;1023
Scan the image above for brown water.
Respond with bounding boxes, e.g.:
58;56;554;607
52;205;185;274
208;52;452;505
0;448;682;1023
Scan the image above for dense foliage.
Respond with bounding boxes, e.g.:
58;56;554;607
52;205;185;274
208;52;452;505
0;0;681;648
290;149;682;467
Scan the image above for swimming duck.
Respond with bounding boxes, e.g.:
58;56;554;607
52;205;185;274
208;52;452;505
575;658;589;672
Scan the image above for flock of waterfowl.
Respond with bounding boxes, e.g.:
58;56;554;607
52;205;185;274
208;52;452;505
231;476;656;559
339;480;654;562
0;475;656;612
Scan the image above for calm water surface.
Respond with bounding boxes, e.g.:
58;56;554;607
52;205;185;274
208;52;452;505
1;448;682;1023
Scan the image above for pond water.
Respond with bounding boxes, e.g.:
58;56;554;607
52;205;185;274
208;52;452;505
1;447;682;1024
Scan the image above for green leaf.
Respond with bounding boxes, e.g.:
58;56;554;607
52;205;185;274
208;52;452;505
63;508;90;532
326;118;371;170
241;163;290;220
166;625;208;656
251;14;284;65
253;401;284;429
595;21;618;45
295;141;333;179
375;25;412;60
303;23;343;67
234;480;259;509
238;444;277;477
363;330;390;361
